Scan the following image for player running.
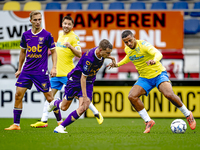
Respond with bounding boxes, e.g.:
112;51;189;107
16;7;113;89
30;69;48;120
48;39;115;133
107;30;196;133
30;15;103;128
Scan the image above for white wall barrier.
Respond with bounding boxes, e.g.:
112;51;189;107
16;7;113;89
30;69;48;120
0;79;84;118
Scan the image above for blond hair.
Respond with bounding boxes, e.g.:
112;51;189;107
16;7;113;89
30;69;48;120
29;11;41;20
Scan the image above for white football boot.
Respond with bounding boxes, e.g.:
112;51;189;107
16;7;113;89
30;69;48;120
47;99;57;112
54;125;68;133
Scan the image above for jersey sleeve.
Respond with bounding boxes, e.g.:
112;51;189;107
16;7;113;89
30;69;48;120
20;33;27;49
47;33;56;50
82;57;93;76
145;42;163;62
72;35;81;52
117;55;131;67
117;47;131;67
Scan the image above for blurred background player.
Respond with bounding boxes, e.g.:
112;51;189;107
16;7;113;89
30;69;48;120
5;11;57;130
47;39;115;133
107;30;196;133
30;15;103;128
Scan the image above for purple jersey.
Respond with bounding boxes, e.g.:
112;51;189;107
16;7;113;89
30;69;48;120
20;29;55;75
67;47;104;83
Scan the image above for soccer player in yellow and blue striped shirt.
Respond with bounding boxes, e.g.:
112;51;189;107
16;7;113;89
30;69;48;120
30;15;103;128
108;30;196;133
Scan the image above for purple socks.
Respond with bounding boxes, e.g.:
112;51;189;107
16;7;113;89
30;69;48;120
54;99;62;108
13;109;22;125
53;107;62;121
61;110;80;127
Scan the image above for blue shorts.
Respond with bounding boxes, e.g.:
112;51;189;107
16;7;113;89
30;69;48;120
50;77;68;90
15;73;50;92
134;71;170;96
64;80;93;101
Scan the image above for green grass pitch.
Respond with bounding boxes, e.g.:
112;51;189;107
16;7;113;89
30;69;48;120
0;118;199;150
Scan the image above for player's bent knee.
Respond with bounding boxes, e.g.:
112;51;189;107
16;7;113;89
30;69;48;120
60;106;68;111
15;93;23;101
46;97;54;103
128;94;137;102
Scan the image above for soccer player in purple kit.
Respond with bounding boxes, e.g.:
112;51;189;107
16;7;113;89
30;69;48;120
5;11;57;130
30;15;104;128
47;39;115;133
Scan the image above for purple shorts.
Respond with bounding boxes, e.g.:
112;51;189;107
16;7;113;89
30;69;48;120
15;72;51;92
64;80;93;101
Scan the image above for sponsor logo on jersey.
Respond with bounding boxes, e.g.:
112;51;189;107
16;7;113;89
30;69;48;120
129;55;144;61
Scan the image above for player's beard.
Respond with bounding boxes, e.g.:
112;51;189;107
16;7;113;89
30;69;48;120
63;27;70;34
128;45;134;49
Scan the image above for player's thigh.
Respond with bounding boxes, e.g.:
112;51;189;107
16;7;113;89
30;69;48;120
51;88;58;97
158;81;174;96
15;86;27;99
61;98;72;110
129;85;146;98
134;77;153;96
43;91;54;102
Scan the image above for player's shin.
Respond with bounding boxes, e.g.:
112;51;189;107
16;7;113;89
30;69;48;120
177;104;190;117
53;107;62;122
13;108;22;125
60;110;80;127
138;108;151;122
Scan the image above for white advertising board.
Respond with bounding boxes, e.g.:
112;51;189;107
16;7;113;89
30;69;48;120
0;79;84;118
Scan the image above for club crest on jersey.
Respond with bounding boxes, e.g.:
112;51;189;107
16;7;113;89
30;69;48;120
39;37;44;44
135;47;141;54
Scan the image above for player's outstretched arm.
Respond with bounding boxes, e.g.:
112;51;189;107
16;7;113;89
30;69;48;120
105;56;117;69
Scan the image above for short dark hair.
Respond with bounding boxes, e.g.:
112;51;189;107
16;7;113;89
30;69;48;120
122;30;133;39
99;39;113;50
62;15;74;24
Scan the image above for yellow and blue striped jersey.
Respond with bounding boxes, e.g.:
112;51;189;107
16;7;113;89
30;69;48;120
117;40;166;79
56;31;81;77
